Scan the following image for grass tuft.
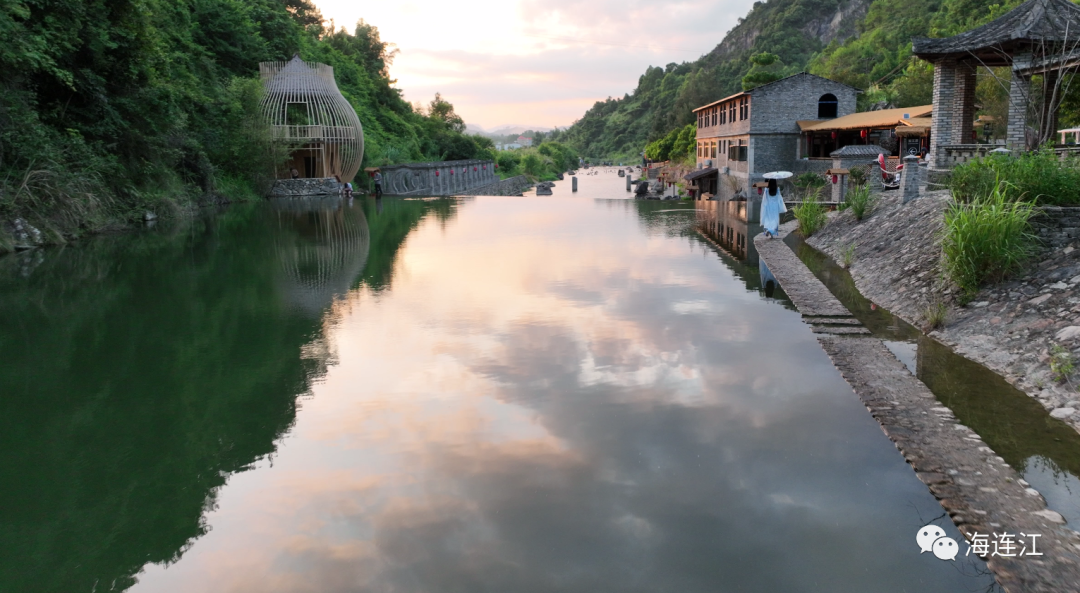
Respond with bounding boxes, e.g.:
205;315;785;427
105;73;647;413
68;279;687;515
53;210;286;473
1050;344;1076;385
941;177;1037;300
839;243;855;268
792;188;827;237
845;183;874;221
923;301;948;331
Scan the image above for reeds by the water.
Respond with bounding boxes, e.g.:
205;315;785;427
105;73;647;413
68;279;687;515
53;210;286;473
793;188;827;237
941;177;1037;300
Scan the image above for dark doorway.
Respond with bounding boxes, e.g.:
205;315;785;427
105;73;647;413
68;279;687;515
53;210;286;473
304;156;316;178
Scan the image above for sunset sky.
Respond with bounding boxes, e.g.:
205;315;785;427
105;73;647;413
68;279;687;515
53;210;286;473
314;0;758;130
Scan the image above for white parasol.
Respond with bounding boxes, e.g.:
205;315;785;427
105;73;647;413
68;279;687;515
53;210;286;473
762;171;793;180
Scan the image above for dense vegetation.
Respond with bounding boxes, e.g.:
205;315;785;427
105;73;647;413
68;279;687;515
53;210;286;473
942;181;1038;299
950;148;1080;205
942;148;1079;297
560;0;1080;161
495;141;580;181
0;0;497;242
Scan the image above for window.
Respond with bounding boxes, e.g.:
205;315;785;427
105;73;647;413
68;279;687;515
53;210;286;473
729;101;736;122
739;97;749;120
697;142;702;157
711;141;717;158
818;93;838;118
712;109;717;126
727;140;747;162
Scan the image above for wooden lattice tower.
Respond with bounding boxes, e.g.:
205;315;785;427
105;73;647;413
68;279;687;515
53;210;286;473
260;55;365;182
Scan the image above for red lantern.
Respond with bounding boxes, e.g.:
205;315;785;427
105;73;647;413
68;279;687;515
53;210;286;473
495;164;499;169
435;170;440;177
832;174;838;184
860;129;868;139
483;165;486;170
757;187;763;195
831;131;837;139
450;169;454;175
473;167;477;171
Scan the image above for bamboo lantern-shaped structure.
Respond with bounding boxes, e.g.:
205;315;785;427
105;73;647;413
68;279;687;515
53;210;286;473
260;55;365;182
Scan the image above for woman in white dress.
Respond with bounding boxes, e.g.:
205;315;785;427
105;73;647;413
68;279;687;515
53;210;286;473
761;178;787;238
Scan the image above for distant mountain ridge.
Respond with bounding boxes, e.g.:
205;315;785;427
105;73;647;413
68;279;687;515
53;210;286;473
466;124;553;138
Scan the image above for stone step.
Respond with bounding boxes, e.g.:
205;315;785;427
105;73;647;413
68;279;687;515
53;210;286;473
803;316;862;325
811;325;872;335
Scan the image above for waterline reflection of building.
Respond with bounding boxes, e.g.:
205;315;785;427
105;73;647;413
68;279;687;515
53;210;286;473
270;196;370;316
695;199;763;265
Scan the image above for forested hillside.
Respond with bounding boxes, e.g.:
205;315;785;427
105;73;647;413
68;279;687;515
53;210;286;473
0;0;492;240
561;0;1051;161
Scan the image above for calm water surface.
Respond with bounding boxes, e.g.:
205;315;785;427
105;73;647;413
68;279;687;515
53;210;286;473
1;171;994;592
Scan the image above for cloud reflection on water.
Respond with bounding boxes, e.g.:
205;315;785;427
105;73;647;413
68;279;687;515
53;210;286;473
132;194;991;593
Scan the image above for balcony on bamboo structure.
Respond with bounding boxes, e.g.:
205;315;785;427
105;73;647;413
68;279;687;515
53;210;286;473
260;55;365;184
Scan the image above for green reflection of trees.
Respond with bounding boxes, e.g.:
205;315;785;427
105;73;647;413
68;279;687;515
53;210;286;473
917;336;1080;480
356;197;460;293
0;197;456;592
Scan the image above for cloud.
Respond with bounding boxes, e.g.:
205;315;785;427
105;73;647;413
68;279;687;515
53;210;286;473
312;0;759;128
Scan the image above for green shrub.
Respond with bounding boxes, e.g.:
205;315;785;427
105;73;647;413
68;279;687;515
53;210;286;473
848;166;867;187
1050;344;1076;384
942;179;1038;299
950;147;1080;205
793;189;827;237
845;183;875;221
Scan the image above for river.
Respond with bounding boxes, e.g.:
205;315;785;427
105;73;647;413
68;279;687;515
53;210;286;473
0;171;995;592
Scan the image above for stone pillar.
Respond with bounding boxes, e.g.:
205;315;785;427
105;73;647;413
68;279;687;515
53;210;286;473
831;175;846;203
626;175;631;191
572;177;578;192
901;154;921;203
928;58;956;171
953;62;977;144
1007;68;1031;152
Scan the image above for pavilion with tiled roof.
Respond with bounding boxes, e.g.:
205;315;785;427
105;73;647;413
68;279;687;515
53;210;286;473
912;0;1080;171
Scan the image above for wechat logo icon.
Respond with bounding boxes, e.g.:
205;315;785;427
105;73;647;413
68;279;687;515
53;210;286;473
917;524;959;561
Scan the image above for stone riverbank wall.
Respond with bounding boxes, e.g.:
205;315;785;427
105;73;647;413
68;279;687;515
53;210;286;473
755;222;1080;592
379;160;496;196
268;177;342;197
458;175;533;196
805;191;1080;437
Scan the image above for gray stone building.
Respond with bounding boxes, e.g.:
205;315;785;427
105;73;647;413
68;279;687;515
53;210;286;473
692;73;859;199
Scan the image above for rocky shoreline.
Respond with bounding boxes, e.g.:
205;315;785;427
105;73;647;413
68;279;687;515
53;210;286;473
755;222;1080;592
806;190;1080;437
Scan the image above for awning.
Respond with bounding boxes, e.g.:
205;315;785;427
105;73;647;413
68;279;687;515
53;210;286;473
684;167;718;181
802;105;934;132
895;125;931;137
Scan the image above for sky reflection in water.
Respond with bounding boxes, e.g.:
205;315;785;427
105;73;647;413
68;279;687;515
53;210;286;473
7;175;994;592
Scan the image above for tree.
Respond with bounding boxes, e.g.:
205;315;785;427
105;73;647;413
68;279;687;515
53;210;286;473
426;93;466;133
741;52;786;90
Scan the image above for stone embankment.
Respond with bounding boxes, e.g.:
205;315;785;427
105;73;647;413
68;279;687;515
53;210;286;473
756;223;1080;593
459;175;533;196
806;191;1080;436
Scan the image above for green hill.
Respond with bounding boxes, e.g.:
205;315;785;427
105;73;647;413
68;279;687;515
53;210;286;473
0;0;493;239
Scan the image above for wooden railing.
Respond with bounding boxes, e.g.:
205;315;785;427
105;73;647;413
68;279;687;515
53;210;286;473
270;125;357;141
